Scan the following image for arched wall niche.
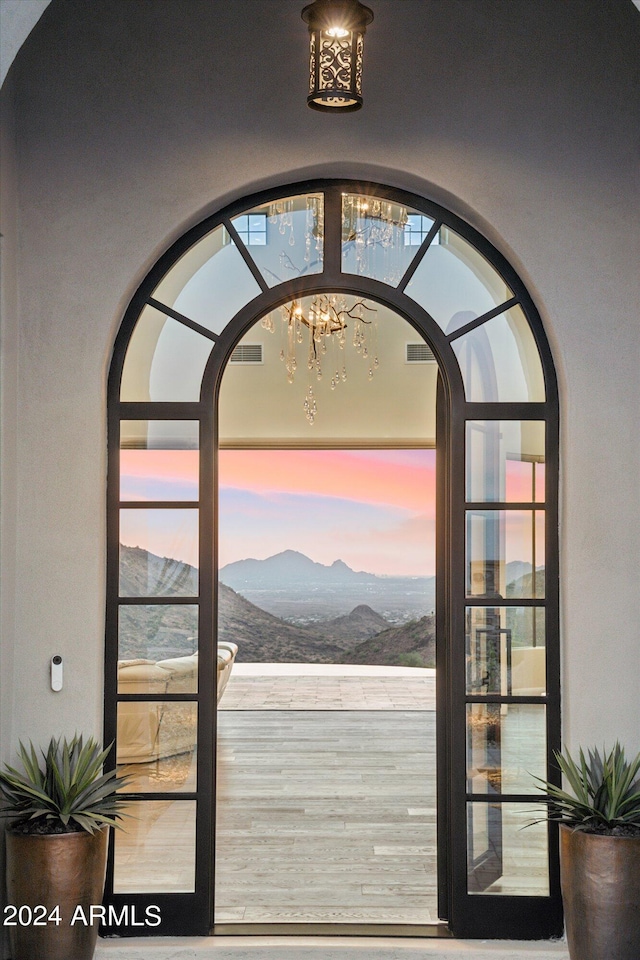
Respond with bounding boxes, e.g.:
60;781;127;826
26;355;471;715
105;179;561;941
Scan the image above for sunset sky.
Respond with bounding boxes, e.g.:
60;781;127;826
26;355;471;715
218;449;437;576
120;448;437;576
119;446;541;577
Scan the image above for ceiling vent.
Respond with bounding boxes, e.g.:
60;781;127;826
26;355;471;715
406;342;436;364
229;343;263;364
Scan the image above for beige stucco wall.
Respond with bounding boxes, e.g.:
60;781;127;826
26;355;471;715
0;0;638;803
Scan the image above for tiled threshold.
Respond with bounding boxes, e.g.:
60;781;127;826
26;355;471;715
95;934;569;959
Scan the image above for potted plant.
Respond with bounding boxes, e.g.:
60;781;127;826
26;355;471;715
538;742;640;960
0;735;130;960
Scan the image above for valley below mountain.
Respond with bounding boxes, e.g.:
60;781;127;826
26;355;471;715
119;546;397;664
219;549;436;623
119;546;541;666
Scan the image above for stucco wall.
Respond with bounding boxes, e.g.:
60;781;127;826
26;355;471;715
1;0;638;772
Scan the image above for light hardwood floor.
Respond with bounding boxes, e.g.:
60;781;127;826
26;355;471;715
215;708;439;924
112;675;547;908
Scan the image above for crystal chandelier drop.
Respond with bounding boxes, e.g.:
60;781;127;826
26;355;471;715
268;195;324;271
342;194;410;284
261;295;378;425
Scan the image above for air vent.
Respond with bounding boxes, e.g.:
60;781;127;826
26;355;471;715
229;343;263;364
406;342;436;363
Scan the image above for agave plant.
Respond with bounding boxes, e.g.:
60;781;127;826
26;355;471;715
0;734;131;834
537;742;640;833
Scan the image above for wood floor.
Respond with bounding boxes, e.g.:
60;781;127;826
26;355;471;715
214;708;438;924
113;672;548;911
219;671;436;711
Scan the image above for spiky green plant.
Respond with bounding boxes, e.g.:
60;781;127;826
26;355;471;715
537;742;640;833
0;735;131;834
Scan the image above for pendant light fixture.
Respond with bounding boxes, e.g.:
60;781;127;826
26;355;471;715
302;0;374;112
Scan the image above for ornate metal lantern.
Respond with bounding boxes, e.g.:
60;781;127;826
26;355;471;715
302;0;374;112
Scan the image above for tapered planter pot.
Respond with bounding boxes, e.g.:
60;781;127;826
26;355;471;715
560;823;640;960
6;826;109;960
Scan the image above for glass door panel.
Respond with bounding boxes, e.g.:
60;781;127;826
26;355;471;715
465;510;545;599
113;800;197;893
119;509;199;597
466;606;545;697
116;702;198;792
466;704;546;794
120;419;199;501
466;420;545;503
467;803;549;896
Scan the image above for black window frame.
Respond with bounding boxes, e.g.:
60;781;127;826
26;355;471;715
104;179;561;940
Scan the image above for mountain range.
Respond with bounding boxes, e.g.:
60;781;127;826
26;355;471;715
219;550;436;622
119;546;542;666
119;545;397;663
220;550;379;586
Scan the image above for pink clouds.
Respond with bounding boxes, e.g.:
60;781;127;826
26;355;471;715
217;449;436;512
218;449;437;576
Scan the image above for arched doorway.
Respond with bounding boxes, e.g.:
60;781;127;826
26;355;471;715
104;180;561;940
214;294;440;929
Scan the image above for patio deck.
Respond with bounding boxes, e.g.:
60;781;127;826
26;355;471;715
215;665;437;924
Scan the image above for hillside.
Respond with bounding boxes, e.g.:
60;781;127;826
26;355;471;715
341;615;436;668
119;545;375;663
507;567;546;599
312;605;390;648
217;581;344;663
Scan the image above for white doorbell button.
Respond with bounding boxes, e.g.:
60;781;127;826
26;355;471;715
51;655;63;692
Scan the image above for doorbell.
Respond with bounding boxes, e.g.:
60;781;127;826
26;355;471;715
51;655;63;692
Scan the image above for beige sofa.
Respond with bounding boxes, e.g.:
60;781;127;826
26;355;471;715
116;643;238;765
511;645;546;696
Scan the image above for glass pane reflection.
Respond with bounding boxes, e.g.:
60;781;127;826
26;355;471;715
452;305;546;402
406;227;512;333
342;193;434;286
119;509;198;597
466;421;545;503
466;510;545;598
113;800;196;892
467;802;549;896
120;305;213;402
118;604;198;672
116;702;197;792
466;607;546;696
467;704;546;795
152;224;261;334
231;194;324;286
120;420;199;501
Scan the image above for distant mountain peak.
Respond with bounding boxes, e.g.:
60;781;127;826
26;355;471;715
219;550;379;586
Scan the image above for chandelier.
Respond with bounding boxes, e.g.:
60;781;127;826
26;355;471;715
261;295;378;425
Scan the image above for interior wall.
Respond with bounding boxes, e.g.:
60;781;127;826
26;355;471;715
219;304;438;445
0;0;638;787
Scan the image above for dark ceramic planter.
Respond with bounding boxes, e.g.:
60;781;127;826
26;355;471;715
5;826;109;960
560;823;640;960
